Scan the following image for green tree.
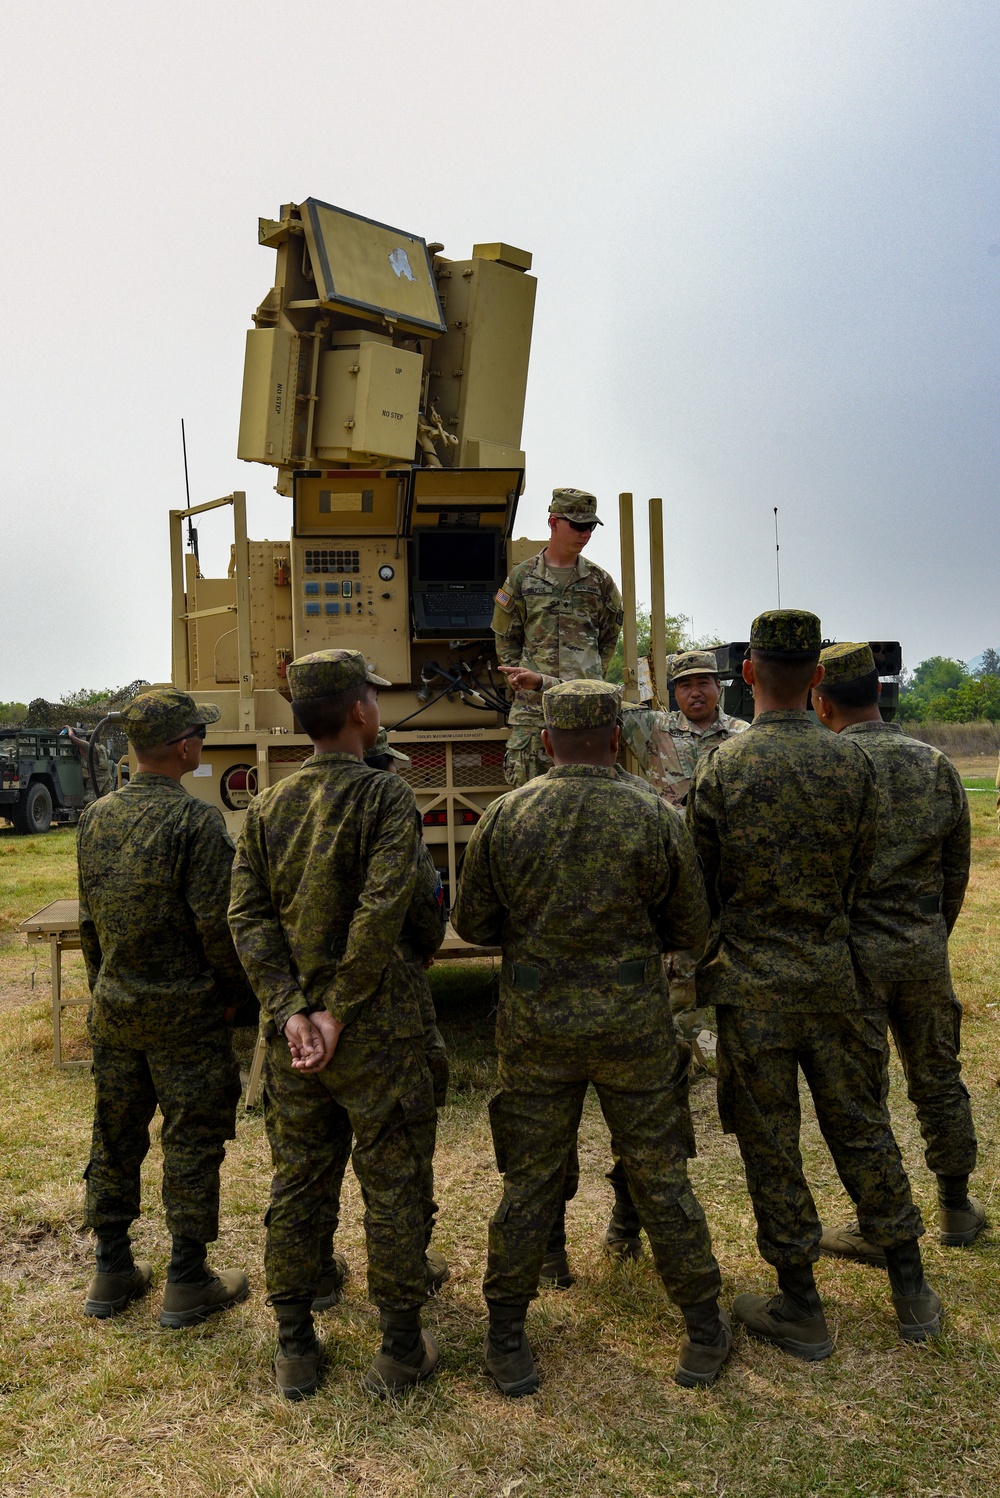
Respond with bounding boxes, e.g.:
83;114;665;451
896;656;970;721
0;700;28;726
605;609;721;685
976;647;1000;678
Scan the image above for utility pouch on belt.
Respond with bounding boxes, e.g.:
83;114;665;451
918;894;942;915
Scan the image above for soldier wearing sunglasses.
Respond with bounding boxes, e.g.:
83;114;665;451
493;488;624;789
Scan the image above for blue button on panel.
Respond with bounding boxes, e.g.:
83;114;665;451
342;581;353;598
345;602;351;615
325;582;339;596
305;602;320;616
325;602;338;615
304;582;320;596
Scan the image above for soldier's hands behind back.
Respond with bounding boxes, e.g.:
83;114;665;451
284;1011;344;1073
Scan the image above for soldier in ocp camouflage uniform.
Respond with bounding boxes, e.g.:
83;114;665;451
453;679;732;1397
493;487;623;787
78;688;250;1327
811;643;984;1264
689;610;941;1360
229;651;443;1401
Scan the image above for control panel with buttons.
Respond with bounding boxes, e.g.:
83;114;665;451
290;537;411;683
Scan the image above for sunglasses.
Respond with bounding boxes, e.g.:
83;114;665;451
165;724;208;746
564;518;596;533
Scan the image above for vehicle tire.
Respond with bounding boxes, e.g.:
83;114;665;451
11;781;53;835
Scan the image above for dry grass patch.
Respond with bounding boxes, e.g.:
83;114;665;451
1;806;999;1494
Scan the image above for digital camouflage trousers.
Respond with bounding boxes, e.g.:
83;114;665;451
716;1005;924;1267
83;1030;241;1242
310;1021;448;1259
486;1035;721;1308
871;972;978;1178
262;1029;437;1312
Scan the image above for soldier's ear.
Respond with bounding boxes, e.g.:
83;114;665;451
741;658;755;687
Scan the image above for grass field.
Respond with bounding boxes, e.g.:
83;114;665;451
1;776;998;1497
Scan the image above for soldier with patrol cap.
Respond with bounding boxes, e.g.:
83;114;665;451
78;687;250;1326
453;678;732;1397
493;487;624;787
228;650;443;1401
688;610;941;1358
811;643;983;1263
601;650;750;1258
308;727;451;1318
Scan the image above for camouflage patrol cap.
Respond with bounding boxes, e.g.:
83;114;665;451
367;727;411;764
549;488;603;526
287;649;390;701
819;641;876;684
119;687;221;750
669;650;721;683
749;609;822;658
543;678;622;730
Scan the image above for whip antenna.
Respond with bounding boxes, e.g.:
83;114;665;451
773;506;781;607
181;418;200;575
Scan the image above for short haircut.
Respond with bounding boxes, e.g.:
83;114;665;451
292;681;372;739
814;670;880;709
137;731;196;765
545;723;617;759
750;650;820;696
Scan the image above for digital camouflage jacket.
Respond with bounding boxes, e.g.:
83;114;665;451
77;773;252;1048
452;763;709;1046
843;720;970;980
492;550;623;729
228;752;424;1042
621;705;750;807
688;710;878;1011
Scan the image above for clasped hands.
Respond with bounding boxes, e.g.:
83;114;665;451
284;1009;344;1073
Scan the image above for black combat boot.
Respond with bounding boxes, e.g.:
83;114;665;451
363;1307;438;1397
538;1201;575;1288
733;1264;833;1361
604;1178;643;1260
159;1234;249;1328
675;1299;733;1387
483;1299;539;1397
83;1222;153;1318
884;1238;942;1340
274;1298;324;1400
937;1174;988;1247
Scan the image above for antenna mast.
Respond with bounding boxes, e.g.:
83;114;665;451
181;418;200;576
773;506;781;607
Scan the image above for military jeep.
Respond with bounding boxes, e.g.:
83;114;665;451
0;729;89;834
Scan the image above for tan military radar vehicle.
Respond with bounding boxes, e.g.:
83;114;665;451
169;199;552;903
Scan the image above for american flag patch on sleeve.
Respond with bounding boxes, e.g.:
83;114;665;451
494;587;512;608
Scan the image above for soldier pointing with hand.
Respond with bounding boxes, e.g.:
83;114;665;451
493;488;623;787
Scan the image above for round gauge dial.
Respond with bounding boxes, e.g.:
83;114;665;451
378;565;395;581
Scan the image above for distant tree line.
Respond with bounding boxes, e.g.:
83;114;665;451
896;651;1000;722
0;685;149;762
605;609;722;686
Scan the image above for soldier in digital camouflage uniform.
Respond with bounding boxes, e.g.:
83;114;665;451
78;688;250;1327
309;727;450;1317
228;651;442;1401
602;650;751;1258
453;679;732;1397
493;487;623;788
811;643;983;1264
689;610;941;1359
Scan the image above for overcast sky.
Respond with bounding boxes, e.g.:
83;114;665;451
2;0;998;701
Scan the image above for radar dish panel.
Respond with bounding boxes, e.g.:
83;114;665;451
301;199;446;336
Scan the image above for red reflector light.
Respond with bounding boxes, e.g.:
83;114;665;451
460;810;481;825
423;810;448;826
